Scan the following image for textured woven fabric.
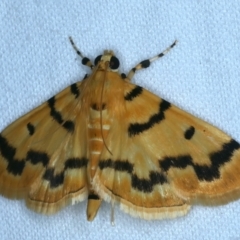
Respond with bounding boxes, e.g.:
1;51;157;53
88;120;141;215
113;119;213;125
0;1;240;239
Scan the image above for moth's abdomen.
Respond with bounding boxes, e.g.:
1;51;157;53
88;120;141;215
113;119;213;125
86;103;112;221
88;105;111;180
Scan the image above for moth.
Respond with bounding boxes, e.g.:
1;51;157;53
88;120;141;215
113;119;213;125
0;37;240;223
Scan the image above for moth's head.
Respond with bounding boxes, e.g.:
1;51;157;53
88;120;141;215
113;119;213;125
94;50;120;72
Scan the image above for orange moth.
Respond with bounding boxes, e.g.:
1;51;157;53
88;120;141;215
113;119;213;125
0;37;240;222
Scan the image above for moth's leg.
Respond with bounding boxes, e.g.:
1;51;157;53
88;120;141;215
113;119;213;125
69;36;94;69
126;40;177;81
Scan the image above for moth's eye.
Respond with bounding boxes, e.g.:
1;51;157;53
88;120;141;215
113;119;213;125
94;55;102;66
109;56;120;70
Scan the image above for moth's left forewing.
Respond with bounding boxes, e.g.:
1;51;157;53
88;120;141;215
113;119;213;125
0;81;89;214
93;81;240;220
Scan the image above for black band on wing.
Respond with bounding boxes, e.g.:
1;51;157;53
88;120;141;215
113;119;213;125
0;135;50;176
70;83;80;98
99;159;133;173
65;157;88;169
124;86;143;101
184;126;195;140
128;100;171;137
160;139;240;181
131;171;167;192
43;157;88;188
43;169;64;188
26;150;49;167
99;159;167;193
27;123;35;135
48;96;75;132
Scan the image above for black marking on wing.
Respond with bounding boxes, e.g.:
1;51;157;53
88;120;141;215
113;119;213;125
43;169;64;188
160;139;240;181
184;126;195;140
0;135;49;176
88;193;100;200
26;150;49;166
132;171;167;192
65;157;88;169
27;123;35;135
43;157;88;188
160;155;192;172
99;159;167;193
6;159;25;176
128;100;171;137
48;96;74;132
0;134;25;175
70;83;80;98
0;135;15;162
99;159;133;173
124;86;143;101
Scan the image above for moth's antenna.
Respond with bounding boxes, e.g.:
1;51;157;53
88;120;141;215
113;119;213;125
127;40;177;80
69;36;94;69
69;36;84;58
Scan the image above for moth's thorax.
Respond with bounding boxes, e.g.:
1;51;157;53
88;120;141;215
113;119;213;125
82;70;124;110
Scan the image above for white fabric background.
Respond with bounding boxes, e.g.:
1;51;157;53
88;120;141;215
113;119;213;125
0;1;240;239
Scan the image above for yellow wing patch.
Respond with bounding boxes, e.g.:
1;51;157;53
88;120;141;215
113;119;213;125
0;38;240;222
